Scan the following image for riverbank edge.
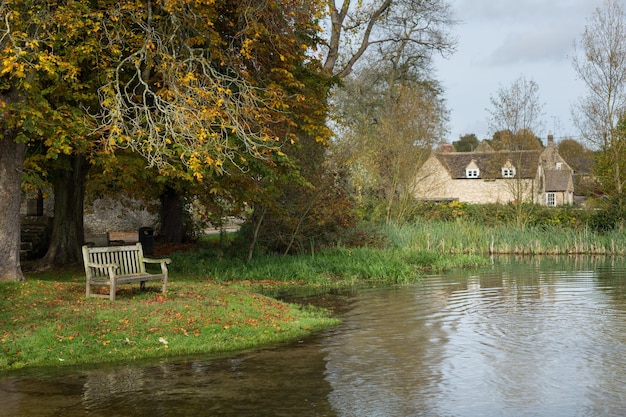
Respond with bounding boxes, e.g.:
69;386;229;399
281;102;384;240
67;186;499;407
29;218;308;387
0;249;488;373
0;278;341;373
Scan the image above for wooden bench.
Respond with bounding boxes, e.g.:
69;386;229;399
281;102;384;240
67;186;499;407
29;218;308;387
82;243;171;301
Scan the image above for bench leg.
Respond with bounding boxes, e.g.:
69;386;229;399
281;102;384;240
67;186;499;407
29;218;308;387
110;280;116;301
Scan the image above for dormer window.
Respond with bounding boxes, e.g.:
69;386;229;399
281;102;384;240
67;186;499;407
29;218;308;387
466;168;479;178
502;167;516;178
465;160;480;178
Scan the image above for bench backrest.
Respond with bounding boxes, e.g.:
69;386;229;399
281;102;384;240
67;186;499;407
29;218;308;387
82;243;147;278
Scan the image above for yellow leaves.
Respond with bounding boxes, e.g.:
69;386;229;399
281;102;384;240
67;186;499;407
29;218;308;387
0;56;20;77
188;153;204;181
25;40;39;50
183;72;197;83
240;38;255;59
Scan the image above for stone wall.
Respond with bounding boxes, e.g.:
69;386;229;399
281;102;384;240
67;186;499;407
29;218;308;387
83;197;158;234
20;192;158;234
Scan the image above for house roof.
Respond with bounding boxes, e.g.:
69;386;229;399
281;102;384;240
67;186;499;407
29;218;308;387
544;169;573;192
474;141;494;152
434;150;543;180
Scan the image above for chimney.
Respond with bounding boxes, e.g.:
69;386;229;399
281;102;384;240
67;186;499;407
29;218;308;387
440;143;454;153
547;133;554;148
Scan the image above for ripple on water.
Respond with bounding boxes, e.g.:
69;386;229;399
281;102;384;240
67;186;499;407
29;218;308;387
323;261;626;416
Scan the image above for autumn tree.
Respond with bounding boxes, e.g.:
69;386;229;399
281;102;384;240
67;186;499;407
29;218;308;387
488;129;543;151
557;138;596;197
487;76;545;149
232;0;457;250
323;0;456;224
0;0;109;278
331;65;446;223
90;0;333;249
572;0;626;196
557;138;593;173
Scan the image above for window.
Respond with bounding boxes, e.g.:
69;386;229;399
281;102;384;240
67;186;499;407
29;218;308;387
466;168;479;178
502;167;516;178
546;192;556;207
556;162;562;170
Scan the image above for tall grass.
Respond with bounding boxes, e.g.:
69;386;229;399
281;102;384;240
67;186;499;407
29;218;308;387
169;238;489;296
384;220;626;255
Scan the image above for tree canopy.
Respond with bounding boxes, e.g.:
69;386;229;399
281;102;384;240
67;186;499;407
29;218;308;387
572;0;626;196
453;134;479;152
1;0;462;279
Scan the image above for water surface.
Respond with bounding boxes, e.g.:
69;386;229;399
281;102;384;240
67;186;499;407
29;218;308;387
3;257;626;416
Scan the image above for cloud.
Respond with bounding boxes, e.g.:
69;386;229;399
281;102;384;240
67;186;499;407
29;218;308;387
456;0;599;23
488;28;574;65
436;0;605;140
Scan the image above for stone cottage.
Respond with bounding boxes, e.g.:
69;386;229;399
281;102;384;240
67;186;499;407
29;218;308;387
414;135;574;206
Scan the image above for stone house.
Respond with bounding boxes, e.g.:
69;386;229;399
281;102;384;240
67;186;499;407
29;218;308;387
414;135;574;206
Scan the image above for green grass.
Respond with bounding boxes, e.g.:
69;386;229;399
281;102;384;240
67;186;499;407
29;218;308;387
168;245;487;292
1;235;488;372
0;278;337;371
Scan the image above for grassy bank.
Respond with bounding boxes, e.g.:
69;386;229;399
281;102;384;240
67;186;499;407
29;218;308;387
0;277;338;371
5;216;622;372
1;243;486;372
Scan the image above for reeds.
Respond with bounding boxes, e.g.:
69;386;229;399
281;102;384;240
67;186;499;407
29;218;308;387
384;220;626;256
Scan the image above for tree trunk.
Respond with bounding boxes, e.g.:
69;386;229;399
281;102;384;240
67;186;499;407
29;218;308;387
248;206;266;261
159;185;184;243
0;136;26;281
36;154;89;268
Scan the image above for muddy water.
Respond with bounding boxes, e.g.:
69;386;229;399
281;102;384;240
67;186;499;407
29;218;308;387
3;257;626;416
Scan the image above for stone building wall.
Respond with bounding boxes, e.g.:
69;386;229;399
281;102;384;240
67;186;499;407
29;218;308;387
414;157;537;204
21;192;157;234
83;197;158;234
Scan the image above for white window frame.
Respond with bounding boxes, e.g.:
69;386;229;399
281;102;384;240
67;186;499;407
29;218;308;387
501;167;516;178
466;168;479;178
556;162;562;170
546;192;556;207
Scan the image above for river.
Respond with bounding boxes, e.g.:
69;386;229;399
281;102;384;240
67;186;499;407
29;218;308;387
2;256;626;416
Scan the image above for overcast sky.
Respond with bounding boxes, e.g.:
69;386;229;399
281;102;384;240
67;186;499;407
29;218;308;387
434;0;606;145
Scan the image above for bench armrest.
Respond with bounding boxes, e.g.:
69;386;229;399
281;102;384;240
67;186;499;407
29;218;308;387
143;257;170;275
144;258;172;265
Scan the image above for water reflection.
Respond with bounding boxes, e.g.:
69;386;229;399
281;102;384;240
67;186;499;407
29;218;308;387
0;342;336;417
4;257;626;416
322;257;626;416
